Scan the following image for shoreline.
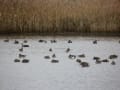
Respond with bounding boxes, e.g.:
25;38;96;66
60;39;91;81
0;32;120;37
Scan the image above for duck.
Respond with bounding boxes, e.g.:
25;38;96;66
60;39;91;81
76;59;81;63
109;55;118;59
51;40;57;43
14;40;19;44
44;56;50;59
39;40;44;43
14;59;20;63
22;59;29;63
68;40;72;43
80;62;89;67
51;59;59;63
38;40;47;43
4;39;9;42
22;43;29;47
68;54;76;59
102;59;109;63
66;48;70;53
93;40;97;44
95;60;102;64
19;47;23;52
111;61;116;65
78;54;85;58
49;48;52;52
52;54;56;58
23;40;28;43
93;56;100;60
19;54;26;58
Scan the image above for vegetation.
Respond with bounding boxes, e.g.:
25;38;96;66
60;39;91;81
0;0;120;34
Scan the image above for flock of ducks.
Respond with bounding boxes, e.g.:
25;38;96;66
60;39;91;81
44;51;118;67
4;39;30;63
3;39;119;67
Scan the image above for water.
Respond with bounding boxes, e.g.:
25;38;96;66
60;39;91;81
0;36;120;90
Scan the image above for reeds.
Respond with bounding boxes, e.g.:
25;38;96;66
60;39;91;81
0;0;120;34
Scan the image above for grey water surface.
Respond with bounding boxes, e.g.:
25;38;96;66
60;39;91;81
0;36;120;90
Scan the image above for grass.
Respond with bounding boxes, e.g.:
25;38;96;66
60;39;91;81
0;0;120;34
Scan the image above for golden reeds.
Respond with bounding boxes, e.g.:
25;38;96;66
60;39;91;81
0;0;120;34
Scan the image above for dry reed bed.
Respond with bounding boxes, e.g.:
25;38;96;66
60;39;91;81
0;0;120;34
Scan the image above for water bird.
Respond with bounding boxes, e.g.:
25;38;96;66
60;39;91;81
66;48;70;53
23;40;28;43
44;40;47;43
109;55;118;59
19;54;26;58
14;40;19;44
22;59;29;63
76;59;81;63
51;59;59;63
22;43;29;47
52;54;56;58
93;40;97;44
78;54;85;58
19;47;23;52
95;60;102;64
39;40;44;42
102;59;109;63
14;59;20;63
68;54;76;59
39;40;47;43
44;56;50;59
49;48;52;52
111;61;116;65
51;40;57;43
80;62;89;67
68;40;72;43
4;39;9;42
93;56;100;60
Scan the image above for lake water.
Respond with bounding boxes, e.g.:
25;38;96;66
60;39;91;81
0;36;120;90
